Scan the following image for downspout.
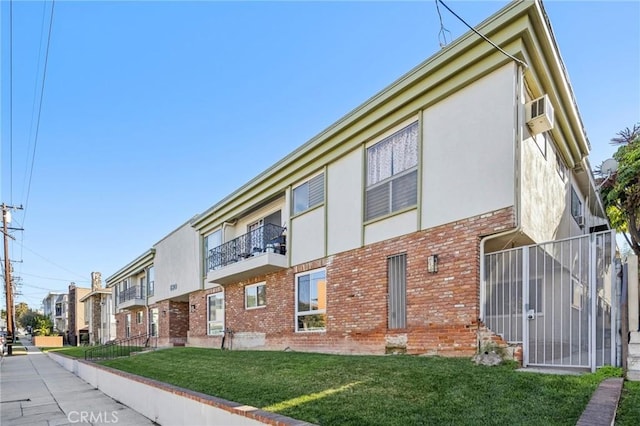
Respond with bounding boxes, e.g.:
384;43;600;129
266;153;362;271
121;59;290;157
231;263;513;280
478;64;525;349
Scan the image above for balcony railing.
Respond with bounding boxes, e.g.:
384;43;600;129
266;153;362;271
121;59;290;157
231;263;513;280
208;223;286;271
118;285;145;304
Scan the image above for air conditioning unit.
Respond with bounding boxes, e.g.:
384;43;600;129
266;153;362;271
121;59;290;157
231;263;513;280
576;215;585;228
526;95;554;134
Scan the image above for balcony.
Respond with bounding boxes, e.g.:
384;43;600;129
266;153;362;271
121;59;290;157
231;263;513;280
207;223;288;285
118;285;146;310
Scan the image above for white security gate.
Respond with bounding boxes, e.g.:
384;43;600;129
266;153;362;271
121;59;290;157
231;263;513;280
483;231;617;371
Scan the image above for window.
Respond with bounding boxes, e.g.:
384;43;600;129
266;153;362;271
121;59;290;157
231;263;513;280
295;268;326;332
556;151;566;180
571;186;582;224
150;308;158;337
293;173;325;215
571;278;583;310
125;313;131;338
366;122;419;221
136;311;143;324
207;291;225;335
147;266;155;297
245;282;266;309
388;254;407;329
534;133;547;158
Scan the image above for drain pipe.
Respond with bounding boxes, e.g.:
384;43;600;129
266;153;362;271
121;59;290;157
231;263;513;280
478;64;525;350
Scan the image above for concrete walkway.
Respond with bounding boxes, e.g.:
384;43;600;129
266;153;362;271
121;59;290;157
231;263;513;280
0;337;155;426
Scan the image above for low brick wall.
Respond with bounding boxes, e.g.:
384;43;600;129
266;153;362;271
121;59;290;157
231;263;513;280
47;352;315;426
33;335;63;347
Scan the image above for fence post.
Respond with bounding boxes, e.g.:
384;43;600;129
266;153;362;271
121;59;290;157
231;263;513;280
522;246;529;367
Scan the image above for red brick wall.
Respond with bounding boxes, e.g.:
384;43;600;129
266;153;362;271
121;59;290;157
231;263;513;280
153;300;189;346
115;308;147;339
187;207;514;356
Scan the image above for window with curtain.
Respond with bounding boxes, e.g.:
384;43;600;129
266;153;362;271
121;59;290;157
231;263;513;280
366;122;419;221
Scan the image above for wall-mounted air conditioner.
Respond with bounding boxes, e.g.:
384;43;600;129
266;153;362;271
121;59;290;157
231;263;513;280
526;94;554;134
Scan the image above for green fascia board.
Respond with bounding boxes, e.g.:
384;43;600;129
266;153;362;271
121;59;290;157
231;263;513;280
105;248;155;288
193;0;589;233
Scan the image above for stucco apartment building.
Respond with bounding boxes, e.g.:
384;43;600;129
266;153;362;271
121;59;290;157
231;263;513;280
107;0;619;367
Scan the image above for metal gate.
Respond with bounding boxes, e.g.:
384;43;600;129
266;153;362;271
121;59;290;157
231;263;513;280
482;231;617;370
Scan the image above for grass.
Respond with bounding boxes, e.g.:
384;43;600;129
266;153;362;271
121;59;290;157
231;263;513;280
617;380;640;425
41;346;92;358
98;347;628;425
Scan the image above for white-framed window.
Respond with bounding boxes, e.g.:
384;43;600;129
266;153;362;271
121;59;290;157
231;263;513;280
150;308;158;337
207;291;225;335
245;282;266;309
365;122;419;221
292;173;325;215
571;278;584;310
136;311;143;324
125;313;131;338
570;186;583;224
295;268;326;332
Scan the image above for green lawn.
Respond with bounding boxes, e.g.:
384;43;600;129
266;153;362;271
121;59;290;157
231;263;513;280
617;381;640;425
97;347;629;425
41;346;91;358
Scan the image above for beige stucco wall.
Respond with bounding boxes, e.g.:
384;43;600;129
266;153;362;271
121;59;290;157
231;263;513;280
421;63;516;229
327;148;363;255
364;210;417;246
290;206;325;265
520;131;586;243
151;223;200;303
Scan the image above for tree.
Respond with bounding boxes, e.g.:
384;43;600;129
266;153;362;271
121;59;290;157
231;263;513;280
599;124;640;256
14;302;29;322
18;311;53;335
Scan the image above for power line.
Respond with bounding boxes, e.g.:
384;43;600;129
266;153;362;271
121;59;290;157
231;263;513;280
436;0;528;69
22;0;56;227
19;271;90;283
9;0;13;203
11;239;87;281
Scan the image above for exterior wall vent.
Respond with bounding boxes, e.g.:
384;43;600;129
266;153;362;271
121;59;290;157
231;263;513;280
526;95;554;134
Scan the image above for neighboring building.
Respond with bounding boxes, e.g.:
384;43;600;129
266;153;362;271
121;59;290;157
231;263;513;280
42;292;68;335
106;250;154;340
108;0;619;371
80;272;116;345
67;283;91;346
106;219;200;347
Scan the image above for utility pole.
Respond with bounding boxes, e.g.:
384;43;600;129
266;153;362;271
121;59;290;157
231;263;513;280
2;203;22;355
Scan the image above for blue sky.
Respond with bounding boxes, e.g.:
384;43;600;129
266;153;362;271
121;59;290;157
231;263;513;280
1;0;639;309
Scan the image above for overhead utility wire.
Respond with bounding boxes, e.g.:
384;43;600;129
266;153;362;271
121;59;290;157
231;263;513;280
12;239;87;281
437;0;528;69
22;0;49;207
434;0;452;48
22;0;56;227
9;0;13;203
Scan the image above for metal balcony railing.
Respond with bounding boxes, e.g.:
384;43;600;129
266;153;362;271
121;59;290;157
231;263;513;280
118;285;145;304
208;223;286;271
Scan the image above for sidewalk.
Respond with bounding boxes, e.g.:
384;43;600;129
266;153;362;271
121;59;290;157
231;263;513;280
0;336;155;426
